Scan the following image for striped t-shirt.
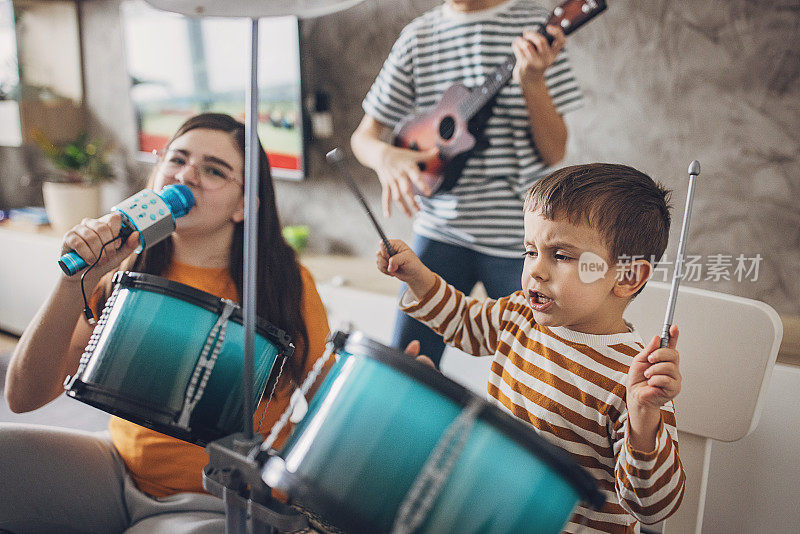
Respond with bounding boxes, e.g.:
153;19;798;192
402;275;686;533
362;0;583;257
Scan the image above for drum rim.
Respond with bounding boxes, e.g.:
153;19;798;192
113;270;293;353
340;330;605;510
66;384;218;447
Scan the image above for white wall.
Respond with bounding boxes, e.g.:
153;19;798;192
316;283;491;396
702;364;800;533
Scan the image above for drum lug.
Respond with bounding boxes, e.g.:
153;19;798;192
261;455;286;488
63;374;80;391
329;329;351;352
289;390;308;423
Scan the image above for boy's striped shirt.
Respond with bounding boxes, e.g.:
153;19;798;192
402;275;686;533
362;0;583;257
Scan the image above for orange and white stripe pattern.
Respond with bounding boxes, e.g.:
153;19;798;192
402;275;685;533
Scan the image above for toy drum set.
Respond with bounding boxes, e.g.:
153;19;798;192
66;272;603;532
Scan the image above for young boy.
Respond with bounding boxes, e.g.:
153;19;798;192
377;163;686;532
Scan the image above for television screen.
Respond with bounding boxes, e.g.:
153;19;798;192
121;0;306;179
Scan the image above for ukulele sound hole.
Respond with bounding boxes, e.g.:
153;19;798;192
438;116;456;140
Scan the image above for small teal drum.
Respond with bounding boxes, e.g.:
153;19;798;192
65;271;293;446
262;330;604;534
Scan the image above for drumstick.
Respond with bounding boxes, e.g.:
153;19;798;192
326;148;398;257
660;160;701;348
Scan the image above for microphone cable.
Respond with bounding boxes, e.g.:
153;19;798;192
79;234;124;325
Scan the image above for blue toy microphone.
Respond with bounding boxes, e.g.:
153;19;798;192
58;184;194;276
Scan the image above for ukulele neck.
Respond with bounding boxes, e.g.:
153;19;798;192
457;0;608;120
459;54;516;120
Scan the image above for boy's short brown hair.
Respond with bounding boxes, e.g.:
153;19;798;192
524;163;672;268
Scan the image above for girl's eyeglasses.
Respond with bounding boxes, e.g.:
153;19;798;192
153;149;242;191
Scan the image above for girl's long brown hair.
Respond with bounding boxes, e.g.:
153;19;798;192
134;113;309;385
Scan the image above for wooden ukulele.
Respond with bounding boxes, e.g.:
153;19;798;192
392;0;607;196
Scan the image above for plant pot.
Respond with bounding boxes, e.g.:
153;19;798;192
42;181;102;234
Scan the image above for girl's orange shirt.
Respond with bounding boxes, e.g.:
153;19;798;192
92;260;330;498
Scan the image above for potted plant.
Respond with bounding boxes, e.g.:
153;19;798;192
33;129;115;233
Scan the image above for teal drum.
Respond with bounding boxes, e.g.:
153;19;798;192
262;330;604;534
65;271;293;446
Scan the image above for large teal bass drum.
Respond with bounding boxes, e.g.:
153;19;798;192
262;331;604;533
65;271;293;446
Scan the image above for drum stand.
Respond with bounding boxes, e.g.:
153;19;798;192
203;434;308;533
140;2;366;532
200;17;306;534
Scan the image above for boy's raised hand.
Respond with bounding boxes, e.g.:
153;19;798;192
376;239;437;300
626;325;682;410
625;325;681;451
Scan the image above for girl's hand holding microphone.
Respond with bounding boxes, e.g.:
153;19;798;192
376;239;437;301
60;213;139;281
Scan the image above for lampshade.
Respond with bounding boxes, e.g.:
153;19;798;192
143;0;365;18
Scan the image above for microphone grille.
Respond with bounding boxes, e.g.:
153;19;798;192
159;184;195;218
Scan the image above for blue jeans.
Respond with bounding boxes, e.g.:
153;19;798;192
392;235;523;368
